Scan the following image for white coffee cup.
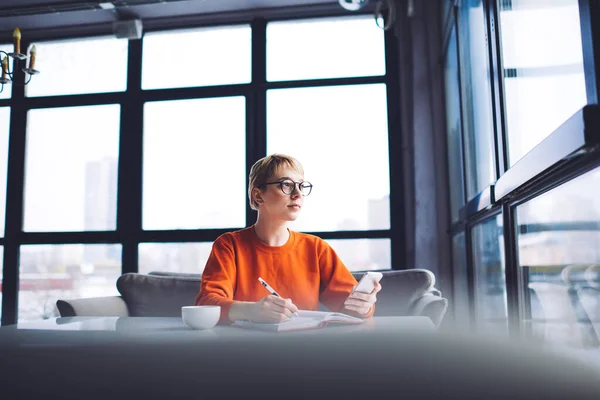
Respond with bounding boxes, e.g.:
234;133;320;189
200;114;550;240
182;305;220;330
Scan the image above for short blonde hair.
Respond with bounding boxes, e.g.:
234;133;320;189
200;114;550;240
248;154;304;210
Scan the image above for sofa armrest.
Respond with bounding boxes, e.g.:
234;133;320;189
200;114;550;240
409;292;448;328
56;296;129;317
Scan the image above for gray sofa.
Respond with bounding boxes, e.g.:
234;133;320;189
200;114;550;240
56;269;448;327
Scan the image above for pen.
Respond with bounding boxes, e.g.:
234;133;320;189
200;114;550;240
258;277;299;317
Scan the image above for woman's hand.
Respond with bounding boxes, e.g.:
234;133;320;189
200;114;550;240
247;295;299;323
343;282;382;317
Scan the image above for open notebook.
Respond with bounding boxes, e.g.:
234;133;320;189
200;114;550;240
232;310;365;332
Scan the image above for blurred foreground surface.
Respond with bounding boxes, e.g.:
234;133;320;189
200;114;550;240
1;325;599;400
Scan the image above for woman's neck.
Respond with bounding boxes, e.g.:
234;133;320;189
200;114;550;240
253;217;289;247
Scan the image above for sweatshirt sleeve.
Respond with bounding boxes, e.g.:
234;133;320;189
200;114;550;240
194;235;237;325
317;240;375;318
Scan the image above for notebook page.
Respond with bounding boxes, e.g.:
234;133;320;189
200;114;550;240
233;311;364;332
233;317;323;332
323;313;364;324
297;310;364;324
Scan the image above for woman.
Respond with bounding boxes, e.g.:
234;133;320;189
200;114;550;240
195;154;381;324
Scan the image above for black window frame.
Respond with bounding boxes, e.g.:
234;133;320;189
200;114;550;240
0;4;404;326
442;0;600;339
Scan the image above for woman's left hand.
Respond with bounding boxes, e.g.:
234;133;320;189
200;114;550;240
343;282;382;316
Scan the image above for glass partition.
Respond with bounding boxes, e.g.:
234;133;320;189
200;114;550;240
443;27;466;221
459;0;495;198
517;167;600;357
452;232;469;325
472;214;507;335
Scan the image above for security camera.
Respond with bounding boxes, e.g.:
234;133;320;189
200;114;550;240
338;0;370;11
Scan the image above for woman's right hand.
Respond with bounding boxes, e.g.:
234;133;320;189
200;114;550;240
248;295;299;323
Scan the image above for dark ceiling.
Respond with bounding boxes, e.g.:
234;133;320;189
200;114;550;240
0;0;344;39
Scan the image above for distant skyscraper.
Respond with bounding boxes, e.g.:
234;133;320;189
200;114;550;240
368;195;391;270
368;195;390;231
84;157;118;265
334;218;363;271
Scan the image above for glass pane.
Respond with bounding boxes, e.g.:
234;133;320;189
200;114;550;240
517;167;600;360
325;239;391;272
267;84;390;232
472;214;507;335
459;0;496;197
143;97;245;230
499;1;586;166
142;25;251;90
444;27;465;222
452;232;469;325
267;16;385;82
24;105;120;232
139;242;213;275
18;244;121;322
25;37;128;97
0;44;12;99
0;107;9;236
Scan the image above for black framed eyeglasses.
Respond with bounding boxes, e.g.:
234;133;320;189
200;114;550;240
260;179;313;196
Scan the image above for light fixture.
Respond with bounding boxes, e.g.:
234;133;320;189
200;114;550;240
338;0;370;11
339;0;400;31
0;28;40;93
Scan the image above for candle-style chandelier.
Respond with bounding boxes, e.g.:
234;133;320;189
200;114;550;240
0;28;39;93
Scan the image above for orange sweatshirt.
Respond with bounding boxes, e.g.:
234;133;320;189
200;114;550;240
195;226;374;324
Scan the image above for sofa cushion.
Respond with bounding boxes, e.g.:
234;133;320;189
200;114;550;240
353;270;435;316
56;296;129;317
146;270;435;317
117;273;200;317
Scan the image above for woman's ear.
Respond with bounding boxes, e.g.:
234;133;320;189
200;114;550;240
252;188;263;204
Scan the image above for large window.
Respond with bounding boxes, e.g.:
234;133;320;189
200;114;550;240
143;97;246;230
517;168;600;352
1;14;395;325
23;105;120;232
498;0;587;166
264;16;391;273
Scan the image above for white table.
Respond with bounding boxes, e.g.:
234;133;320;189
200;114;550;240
1;315;435;341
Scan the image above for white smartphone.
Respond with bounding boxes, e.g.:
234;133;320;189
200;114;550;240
353;272;383;294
